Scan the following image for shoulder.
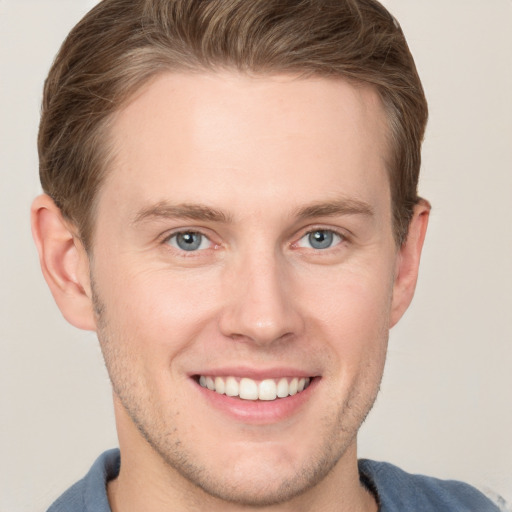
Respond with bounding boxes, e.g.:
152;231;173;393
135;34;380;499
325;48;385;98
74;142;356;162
359;459;503;512
47;449;120;512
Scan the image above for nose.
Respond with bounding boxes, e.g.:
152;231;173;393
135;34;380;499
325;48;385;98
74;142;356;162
218;250;303;347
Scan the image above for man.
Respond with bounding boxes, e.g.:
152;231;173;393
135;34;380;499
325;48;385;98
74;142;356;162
30;0;503;511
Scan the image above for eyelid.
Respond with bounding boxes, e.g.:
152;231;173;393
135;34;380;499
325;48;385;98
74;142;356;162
296;229;344;252
169;232;211;251
157;225;349;253
291;226;349;251
160;228;219;251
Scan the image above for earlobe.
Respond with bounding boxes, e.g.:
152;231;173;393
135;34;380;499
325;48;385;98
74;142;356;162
390;199;430;328
31;194;97;331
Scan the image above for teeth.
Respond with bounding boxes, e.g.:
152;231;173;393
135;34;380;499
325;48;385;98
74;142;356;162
239;378;259;400
225;376;239;397
258;379;277;401
289;377;298;396
214;376;225;395
276;378;289;398
198;375;311;401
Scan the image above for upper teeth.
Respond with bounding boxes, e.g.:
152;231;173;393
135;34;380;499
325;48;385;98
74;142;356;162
198;376;311;401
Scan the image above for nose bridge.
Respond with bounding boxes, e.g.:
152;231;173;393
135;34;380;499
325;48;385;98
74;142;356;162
219;244;301;346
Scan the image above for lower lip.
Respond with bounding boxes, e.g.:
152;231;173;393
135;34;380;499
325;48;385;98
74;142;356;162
194;378;318;424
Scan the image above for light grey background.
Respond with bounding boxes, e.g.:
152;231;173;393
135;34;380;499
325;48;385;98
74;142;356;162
1;1;511;511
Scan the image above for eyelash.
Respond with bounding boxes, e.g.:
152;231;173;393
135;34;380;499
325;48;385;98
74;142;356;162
162;230;216;254
292;227;347;251
161;226;348;255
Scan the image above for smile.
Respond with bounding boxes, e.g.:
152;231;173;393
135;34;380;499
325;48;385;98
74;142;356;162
198;375;312;401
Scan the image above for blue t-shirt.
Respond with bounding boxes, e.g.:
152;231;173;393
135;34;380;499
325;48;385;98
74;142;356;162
47;449;504;511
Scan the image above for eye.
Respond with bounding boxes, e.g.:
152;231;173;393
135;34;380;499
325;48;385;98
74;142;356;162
167;231;211;252
296;229;343;250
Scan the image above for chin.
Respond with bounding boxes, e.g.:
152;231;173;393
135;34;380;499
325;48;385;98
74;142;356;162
169;452;339;507
142;424;350;508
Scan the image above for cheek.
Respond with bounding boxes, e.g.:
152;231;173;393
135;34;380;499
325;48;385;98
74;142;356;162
100;264;216;332
305;264;394;331
93;269;208;403
94;249;395;366
300;264;393;369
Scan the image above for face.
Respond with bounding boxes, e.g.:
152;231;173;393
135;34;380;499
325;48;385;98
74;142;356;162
88;72;402;506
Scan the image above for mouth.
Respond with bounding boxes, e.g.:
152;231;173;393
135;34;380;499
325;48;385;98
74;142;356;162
196;375;312;401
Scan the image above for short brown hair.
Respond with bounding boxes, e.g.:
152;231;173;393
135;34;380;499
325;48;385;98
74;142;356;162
39;0;428;248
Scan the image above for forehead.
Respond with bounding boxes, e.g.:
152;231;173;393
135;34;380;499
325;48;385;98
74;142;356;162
100;71;391;223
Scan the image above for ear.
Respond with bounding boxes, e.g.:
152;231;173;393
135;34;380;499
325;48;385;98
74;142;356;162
31;194;97;331
390;199;430;328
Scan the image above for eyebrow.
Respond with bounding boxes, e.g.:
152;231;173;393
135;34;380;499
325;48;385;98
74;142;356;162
133;202;232;225
294;198;375;220
133;197;374;226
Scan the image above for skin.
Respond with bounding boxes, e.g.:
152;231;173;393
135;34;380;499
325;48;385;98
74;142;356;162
32;72;429;512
